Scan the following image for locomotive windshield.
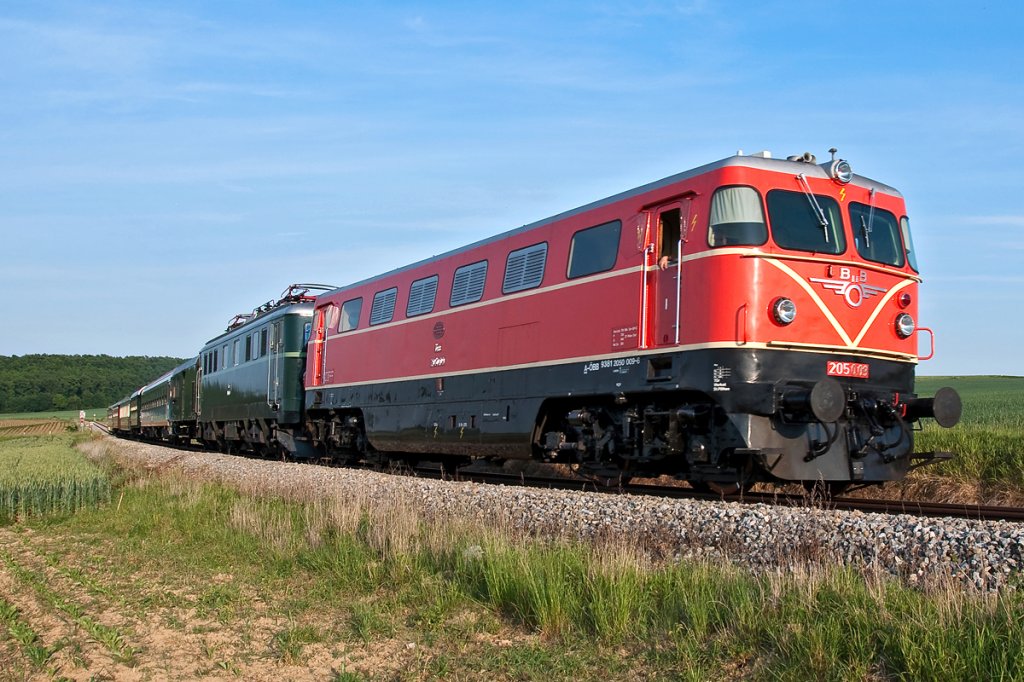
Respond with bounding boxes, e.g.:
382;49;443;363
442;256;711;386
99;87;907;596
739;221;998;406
900;216;919;272
766;189;845;254
848;202;905;267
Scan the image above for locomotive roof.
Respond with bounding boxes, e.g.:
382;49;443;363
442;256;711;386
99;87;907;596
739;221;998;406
200;299;314;348
324;152;903;296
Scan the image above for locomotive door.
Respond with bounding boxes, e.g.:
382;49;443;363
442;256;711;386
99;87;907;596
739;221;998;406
309;304;336;387
644;196;695;347
194;367;202;416
267;320;282;410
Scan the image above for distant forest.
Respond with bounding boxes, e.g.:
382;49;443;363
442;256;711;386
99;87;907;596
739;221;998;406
0;355;186;413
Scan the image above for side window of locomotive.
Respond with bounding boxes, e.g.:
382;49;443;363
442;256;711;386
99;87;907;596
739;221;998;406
708;186;767;247
450;260;488;306
766;189;845;254
568;220;621;279
658;209;681;262
848;203;904;267
503;242;547;294
369;288;397;326
900;217;919;272
339;298;363;332
260;328;269;356
407;275;439;317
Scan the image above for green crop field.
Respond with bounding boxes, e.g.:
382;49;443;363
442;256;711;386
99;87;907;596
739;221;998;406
0;434;111;524
916;376;1024;488
0;408;107;422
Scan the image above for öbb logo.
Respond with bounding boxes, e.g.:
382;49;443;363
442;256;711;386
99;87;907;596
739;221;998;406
809;268;887;308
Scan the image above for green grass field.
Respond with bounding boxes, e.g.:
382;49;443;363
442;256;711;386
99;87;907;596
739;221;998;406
916;376;1024;488
0;438;1020;680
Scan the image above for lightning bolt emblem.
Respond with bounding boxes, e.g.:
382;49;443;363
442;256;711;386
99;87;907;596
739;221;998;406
839;187;847;202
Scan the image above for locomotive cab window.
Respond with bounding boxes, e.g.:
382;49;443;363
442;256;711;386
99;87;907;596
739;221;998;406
567;220;621;279
658;209;681;262
503;242;547;294
708;186;767;247
451;261;487;306
766;189;845;254
848;202;904;267
900;216;919;272
369;288;397;326
339;297;363;332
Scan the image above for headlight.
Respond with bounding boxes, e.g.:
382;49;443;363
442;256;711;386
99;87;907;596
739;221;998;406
830;159;853;184
772;297;797;325
895;313;915;338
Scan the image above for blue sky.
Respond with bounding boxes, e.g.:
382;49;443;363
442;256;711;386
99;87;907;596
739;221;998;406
1;1;1022;376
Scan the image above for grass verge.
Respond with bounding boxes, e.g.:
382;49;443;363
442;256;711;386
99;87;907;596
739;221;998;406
8;443;1018;681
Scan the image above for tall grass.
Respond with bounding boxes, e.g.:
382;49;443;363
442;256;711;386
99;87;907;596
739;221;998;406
0;434;111;524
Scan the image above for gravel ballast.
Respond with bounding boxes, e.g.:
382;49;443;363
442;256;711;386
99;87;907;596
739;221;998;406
83;436;1024;592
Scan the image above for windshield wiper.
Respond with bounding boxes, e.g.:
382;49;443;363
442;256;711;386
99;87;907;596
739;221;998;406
865;187;877;248
860;215;872;249
796;173;830;243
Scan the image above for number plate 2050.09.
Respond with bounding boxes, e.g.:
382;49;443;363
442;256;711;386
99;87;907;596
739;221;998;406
826;361;870;379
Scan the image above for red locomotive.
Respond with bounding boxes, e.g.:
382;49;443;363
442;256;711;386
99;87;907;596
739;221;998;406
303;148;961;490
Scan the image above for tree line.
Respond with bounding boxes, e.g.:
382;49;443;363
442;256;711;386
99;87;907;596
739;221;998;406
0;355;186;413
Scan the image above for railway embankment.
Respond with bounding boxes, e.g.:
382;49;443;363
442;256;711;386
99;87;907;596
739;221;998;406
81;434;1024;593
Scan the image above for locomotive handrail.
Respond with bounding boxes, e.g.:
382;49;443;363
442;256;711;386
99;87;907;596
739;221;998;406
916;327;936;361
639;243;654;349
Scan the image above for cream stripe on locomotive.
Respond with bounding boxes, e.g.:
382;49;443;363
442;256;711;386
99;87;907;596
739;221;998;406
313;341;916;391
324;263;646;341
323;247;921;349
759;255;917;351
761;257;855;346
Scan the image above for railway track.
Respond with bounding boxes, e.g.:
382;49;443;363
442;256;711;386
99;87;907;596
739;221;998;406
411;467;1024;523
91;423;1024;523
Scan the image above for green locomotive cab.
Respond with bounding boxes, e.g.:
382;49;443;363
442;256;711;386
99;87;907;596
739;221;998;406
196;285;331;458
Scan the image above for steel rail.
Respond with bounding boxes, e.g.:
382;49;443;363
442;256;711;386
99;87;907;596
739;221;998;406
419;466;1024;523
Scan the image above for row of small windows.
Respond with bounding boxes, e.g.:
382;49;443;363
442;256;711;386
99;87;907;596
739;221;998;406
202;327;270;374
336;220;622;333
